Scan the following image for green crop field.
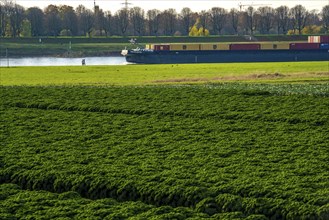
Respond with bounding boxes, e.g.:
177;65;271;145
1;63;329;219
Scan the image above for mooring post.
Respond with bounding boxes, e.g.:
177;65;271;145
6;48;9;68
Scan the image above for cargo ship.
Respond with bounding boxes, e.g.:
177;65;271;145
121;36;329;64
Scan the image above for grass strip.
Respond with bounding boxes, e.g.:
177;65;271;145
0;61;328;86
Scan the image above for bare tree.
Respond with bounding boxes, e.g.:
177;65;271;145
275;6;290;34
199;10;209;35
26;7;44;36
130;7;145;36
308;10;321;26
230;8;239;35
246;6;256;35
161;8;177;36
238;11;248;34
253;12;261;34
180;7;192;35
321;5;329;33
0;2;325;37
290;5;309;34
104;11;112;36
117;8;129;36
6;1;25;37
0;0;8;37
147;9;160;36
59;5;78;35
110;14;120;35
44;5;61;36
94;7;107;36
257;6;275;34
76;5;94;36
209;7;227;35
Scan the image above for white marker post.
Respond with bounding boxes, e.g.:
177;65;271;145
6;48;9;68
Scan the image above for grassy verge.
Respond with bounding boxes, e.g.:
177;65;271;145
0;61;328;86
0;43;131;57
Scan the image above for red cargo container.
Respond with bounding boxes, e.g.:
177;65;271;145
229;44;260;50
319;36;329;43
290;43;320;50
308;36;329;43
154;45;170;51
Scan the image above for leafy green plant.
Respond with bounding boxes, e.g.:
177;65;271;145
1;84;328;218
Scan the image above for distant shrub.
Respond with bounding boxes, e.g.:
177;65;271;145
174;31;182;36
60;29;72;36
92;30;107;36
301;25;322;34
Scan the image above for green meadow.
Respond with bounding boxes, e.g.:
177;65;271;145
1;61;328;86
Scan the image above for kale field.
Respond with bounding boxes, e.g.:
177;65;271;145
1;84;329;219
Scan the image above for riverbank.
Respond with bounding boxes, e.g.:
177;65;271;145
0;42;124;58
0;35;308;57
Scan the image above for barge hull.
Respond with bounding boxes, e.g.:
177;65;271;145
125;50;329;64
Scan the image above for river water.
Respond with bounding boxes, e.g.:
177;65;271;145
0;56;127;67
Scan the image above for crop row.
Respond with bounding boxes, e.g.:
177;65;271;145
1;84;329;218
1;84;328;124
0;183;212;219
4;183;326;220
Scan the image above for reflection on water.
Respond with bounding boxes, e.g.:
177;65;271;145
0;56;127;67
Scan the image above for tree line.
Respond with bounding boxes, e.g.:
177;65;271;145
0;0;328;38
